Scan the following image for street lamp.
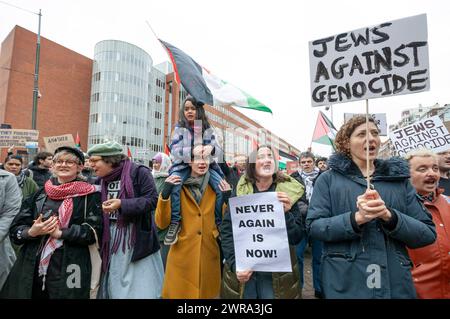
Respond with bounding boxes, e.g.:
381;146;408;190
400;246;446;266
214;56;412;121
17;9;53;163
31;9;42;130
0;2;42;129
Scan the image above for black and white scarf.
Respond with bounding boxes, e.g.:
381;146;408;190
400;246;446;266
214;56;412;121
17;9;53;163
300;168;319;202
16;171;27;189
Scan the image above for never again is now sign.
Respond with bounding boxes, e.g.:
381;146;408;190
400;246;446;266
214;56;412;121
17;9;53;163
309;14;429;106
228;192;291;272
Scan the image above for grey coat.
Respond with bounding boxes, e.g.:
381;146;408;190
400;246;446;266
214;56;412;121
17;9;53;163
0;170;22;289
306;154;436;299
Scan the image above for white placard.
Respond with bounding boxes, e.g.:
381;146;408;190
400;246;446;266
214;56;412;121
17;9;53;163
344;113;388;136
389;116;450;156
228;192;291;272
0;129;39;148
309;14;429;106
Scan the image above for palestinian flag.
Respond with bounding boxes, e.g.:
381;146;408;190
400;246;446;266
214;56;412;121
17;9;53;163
160;40;272;114
75;132;81;149
311;111;337;150
164;143;170;156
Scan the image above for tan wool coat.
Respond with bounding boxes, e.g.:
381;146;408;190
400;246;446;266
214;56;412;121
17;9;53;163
155;185;221;299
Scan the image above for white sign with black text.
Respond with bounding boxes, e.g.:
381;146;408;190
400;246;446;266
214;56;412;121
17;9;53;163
229;192;291;272
309;14;429;106
389;116;450;156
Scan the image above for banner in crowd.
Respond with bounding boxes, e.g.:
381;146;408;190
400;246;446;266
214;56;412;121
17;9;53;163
389;116;450;156
344;113;388;135
309;14;429;106
286;161;299;175
0;129;39;148
43;134;75;153
228;192;291;272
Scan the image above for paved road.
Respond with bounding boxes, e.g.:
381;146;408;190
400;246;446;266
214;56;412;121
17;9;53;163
301;247;319;299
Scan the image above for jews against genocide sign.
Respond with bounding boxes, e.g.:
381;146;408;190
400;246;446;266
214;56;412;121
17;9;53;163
389;116;450;156
0;129;39;148
309;14;429;106
43;134;75;153
344;113;388;136
228;192;291;272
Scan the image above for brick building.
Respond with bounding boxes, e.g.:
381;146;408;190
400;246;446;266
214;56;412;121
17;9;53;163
0;25;92;159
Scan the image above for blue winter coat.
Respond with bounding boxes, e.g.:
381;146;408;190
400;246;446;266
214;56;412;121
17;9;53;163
306;153;436;299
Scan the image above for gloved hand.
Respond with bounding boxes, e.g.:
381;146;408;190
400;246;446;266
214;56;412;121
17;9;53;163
161;175;182;199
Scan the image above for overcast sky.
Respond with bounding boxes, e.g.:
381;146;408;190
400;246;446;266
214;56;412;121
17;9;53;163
1;0;449;153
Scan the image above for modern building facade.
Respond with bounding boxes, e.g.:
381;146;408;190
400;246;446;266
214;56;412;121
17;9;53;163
87;40;165;164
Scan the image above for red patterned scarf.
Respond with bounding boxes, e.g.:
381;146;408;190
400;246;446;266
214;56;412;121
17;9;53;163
38;179;98;283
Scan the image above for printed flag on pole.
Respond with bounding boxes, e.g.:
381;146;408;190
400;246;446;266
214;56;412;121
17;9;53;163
160;40;272;114
311;111;337;150
164;143;171;156
75;132;81;149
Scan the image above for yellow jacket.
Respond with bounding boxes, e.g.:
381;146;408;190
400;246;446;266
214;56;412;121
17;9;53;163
155;185;221;299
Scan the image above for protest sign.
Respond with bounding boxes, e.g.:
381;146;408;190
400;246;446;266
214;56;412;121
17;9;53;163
344;113;387;135
0;129;39;148
228;192;291;272
43;134;76;153
309;14;429;106
389;116;450;156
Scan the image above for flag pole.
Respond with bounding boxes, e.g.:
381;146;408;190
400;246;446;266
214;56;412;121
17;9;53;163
145;20;159;41
365;99;370;190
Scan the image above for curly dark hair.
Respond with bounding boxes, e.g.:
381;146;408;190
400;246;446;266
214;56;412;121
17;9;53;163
245;145;289;185
334;115;378;158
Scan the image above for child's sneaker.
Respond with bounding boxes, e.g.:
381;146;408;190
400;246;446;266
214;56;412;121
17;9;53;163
164;222;181;245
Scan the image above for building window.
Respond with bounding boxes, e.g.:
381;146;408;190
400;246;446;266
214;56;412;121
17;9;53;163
90;113;98;123
91;92;100;102
154;111;162;119
154;128;161;135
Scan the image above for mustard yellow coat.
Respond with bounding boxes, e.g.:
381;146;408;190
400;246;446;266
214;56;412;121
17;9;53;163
155;185;221;299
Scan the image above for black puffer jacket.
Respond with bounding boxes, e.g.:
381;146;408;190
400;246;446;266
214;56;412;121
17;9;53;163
27;163;52;188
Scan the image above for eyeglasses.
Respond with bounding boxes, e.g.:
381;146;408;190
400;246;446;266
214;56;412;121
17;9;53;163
54;160;78;167
88;158;102;164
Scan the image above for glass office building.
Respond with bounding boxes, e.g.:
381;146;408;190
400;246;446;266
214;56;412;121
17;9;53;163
88;40;164;164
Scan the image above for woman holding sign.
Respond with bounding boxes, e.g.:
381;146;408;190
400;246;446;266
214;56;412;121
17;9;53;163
220;145;305;299
306;115;436;299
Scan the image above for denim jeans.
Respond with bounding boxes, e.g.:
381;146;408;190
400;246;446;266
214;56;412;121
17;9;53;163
295;237;323;293
242;272;274;299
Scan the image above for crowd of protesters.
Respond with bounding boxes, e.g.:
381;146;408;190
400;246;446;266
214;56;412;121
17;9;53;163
0;97;449;299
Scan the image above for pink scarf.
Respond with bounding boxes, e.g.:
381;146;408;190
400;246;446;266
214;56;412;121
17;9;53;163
38;179;98;284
